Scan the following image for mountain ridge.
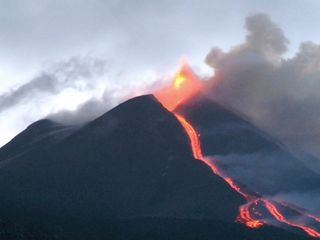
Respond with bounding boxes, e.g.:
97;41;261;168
0;94;314;239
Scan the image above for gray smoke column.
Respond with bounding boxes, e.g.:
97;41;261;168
205;13;320;164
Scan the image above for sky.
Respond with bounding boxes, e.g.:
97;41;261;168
1;0;320;148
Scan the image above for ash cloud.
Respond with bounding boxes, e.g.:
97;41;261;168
0;56;111;147
47;71;160;125
0;52;160;147
48;89;125;125
0;56;108;113
205;13;320;162
48;98;109;125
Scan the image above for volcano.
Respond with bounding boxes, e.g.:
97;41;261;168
176;93;320;195
0;67;319;239
155;64;320;238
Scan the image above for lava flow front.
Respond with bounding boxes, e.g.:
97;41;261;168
154;62;320;238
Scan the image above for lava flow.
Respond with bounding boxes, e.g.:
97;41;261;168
154;62;320;238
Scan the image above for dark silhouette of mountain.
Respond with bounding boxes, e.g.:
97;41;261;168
176;93;320;195
0;217;313;240
0;95;312;239
0;119;78;162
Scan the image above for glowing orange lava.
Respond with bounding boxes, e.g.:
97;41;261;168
174;114;203;160
173;112;264;229
279;200;320;223
154;62;202;111
154;62;320;238
238;201;264;228
263;200;320;238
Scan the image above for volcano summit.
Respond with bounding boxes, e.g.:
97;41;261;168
0;65;319;239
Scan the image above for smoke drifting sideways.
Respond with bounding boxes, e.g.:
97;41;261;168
48;75;160;125
0;56;108;113
3;12;320;175
0;57;106;146
205;13;320;170
0;56;160;147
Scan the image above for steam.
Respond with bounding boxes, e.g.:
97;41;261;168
48;77;159;125
0;56;109;147
213;152;320;212
272;190;320;215
205;13;320;163
0;56;108;113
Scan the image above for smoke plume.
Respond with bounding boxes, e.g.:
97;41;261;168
47;79;159;125
0;56;108;113
205;13;320;164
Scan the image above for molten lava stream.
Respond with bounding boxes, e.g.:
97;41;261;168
238;200;264;228
263;200;320;238
173;113;264;228
174;113;320;238
155;62;320;238
278;200;320;223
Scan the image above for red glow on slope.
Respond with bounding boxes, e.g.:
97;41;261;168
154;63;320;238
174;113;320;237
238;201;264;228
154;62;202;111
279;201;320;223
174;114;203;160
263;200;320;238
305;213;320;223
173;112;263;229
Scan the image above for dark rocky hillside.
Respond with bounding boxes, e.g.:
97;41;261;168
0;95;313;239
176;93;320;195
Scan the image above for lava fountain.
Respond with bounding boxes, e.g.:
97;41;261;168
154;62;202;111
154;62;320;238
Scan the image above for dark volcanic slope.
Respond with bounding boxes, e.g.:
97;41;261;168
0;94;312;239
0;95;245;234
0;119;78;162
176;93;320;195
